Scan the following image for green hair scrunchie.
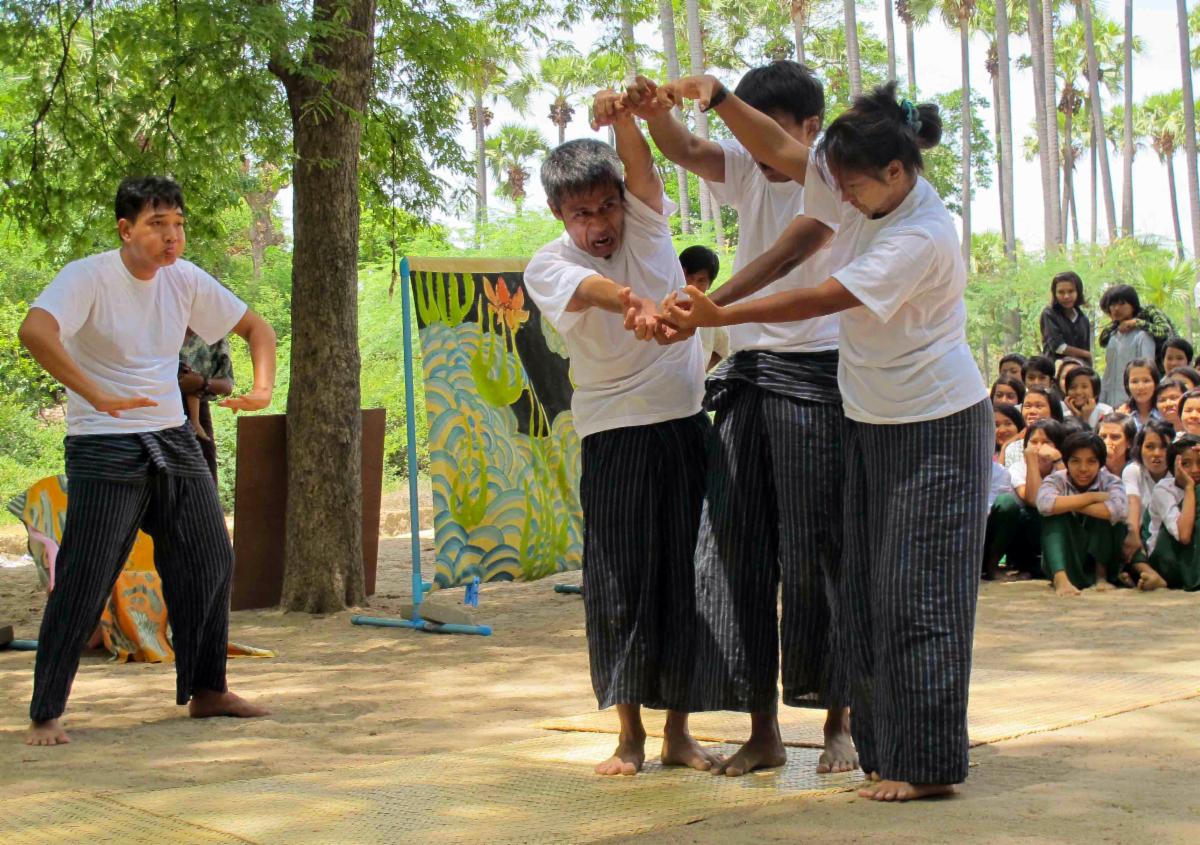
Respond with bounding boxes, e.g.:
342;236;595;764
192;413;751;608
900;98;923;133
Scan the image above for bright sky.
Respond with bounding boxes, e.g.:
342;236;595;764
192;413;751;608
284;0;1197;256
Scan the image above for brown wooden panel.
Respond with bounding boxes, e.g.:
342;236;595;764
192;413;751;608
232;410;385;611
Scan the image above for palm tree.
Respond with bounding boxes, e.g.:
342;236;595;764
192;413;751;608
980;0;1024;259
936;0;977;262
1026;0;1061;249
1176;0;1200;277
896;0;932;92
486;124;551;215
658;0;692;233
1120;0;1134;235
1041;0;1062;249
538;49;589;146
845;0;863;96
884;0;898;81
684;0;725;247
1078;0;1117;242
790;0;813;62
1139;91;1186;260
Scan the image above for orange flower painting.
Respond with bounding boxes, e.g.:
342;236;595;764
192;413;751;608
482;276;530;334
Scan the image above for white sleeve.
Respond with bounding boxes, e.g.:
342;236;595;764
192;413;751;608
622;191;677;235
30;261;97;340
188;265;248;344
1008;457;1027;489
1122;463;1141;498
705;141;752;207
523;247;595;336
1159;490;1185;542
713;326;730;360
1003;439;1024;469
833;229;938;323
801;153;845;232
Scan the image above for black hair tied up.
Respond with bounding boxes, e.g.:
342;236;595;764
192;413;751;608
817;81;943;178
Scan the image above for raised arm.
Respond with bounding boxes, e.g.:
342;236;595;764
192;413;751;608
592;89;663;214
708;216;833;308
625;76;725;182
220;309;276;412
661;74;810;184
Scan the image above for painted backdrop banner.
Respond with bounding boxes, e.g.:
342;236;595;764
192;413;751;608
408;257;583;588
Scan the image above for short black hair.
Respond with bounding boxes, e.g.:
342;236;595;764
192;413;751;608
1122;358;1161;397
1060;416;1090;435
993;400;1024;433
1062;431;1107;465
1095;411;1137;455
817;81;942;179
1050;271;1086;309
1155;377;1188;409
1099;283;1141;316
115;176;185;223
998;353;1027;375
1167;433;1200;473
1023;385;1064;422
990;375;1026;405
1065;366;1101;398
1025;355;1056;379
541;139;624;212
1179;387;1200;415
734;61;825;125
679;245;720;282
1025;418;1068;450
1164;337;1194;365
1167;365;1200;387
1135;418;1176;465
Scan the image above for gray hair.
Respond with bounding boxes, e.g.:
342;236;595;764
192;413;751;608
540;139;625;211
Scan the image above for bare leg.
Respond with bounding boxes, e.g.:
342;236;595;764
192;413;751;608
188;689;271;718
713;710;787;777
660;710;722;771
818;706;858;773
1053;572;1081;597
25;719;70;746
595;703;646;776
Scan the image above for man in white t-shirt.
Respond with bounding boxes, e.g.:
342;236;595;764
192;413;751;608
522;93;713;777
18;176;277;746
625;63;856;778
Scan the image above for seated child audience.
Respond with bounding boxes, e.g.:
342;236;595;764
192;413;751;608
1117;359;1162;430
984;419;1067;580
998;353;1026;383
1064;366;1112;427
1142;434;1200;591
990;375;1025;408
994;402;1025;458
1024;355;1057;390
1096;412;1137;479
1155;378;1187;431
1162;338;1194;374
1166;365;1200;391
1180;389;1200;436
1098;286;1157;408
1002;385;1065;468
1057;357;1086;396
1037;431;1129;596
678;244;729;371
1123;419;1177;572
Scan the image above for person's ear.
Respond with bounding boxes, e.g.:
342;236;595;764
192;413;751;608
117;218;132;242
888;160;905;184
548;201;563;222
802;115;821;143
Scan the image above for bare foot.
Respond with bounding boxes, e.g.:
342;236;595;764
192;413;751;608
1093;580;1115;592
1138;570;1168;591
713;732;787;777
26;719;70;746
595;732;646;776
857;779;955;802
661;733;722;771
1053;573;1081;597
818;730;859;774
1118;571;1136;588
188;689;271;719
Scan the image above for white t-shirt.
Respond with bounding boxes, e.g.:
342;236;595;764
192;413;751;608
1146;476;1187;554
32;250;247;436
524;194;705;439
700;326;730;365
705;140;838;354
803;155;988;424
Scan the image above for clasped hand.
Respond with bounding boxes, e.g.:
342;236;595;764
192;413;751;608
619;284;725;345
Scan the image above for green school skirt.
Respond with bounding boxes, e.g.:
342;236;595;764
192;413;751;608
1040;513;1128;589
1147;516;1200;591
986;494;1043;576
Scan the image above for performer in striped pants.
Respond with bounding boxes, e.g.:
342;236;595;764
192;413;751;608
19;176;276;746
659;78;992;801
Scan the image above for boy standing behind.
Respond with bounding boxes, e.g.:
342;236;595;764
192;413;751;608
523;93;714;776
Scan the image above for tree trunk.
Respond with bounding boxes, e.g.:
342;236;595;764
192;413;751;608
1176;0;1200;281
992;72;1009;252
845;0;862;97
995;0;1016;259
1061;97;1072;245
685;0;724;247
793;14;806;63
1121;0;1134;235
620;0;638;85
275;0;374;613
1027;0;1060;251
1042;0;1063;249
1168;154;1185;259
1090;126;1098;244
905;18;917;92
1081;0;1117;241
659;0;692;234
244;185;284;282
884;0;897;82
959;17;971;264
474;86;487;245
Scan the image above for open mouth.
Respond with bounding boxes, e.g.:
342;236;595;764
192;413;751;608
590;235;614;252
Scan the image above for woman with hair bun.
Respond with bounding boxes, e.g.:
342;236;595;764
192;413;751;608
653;78;990;802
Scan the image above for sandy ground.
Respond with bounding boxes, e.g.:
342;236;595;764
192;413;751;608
2;541;1199;843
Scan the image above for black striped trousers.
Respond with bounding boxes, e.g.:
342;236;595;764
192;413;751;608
30;429;233;722
841;399;993;785
579;413;710;711
690;387;846;712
